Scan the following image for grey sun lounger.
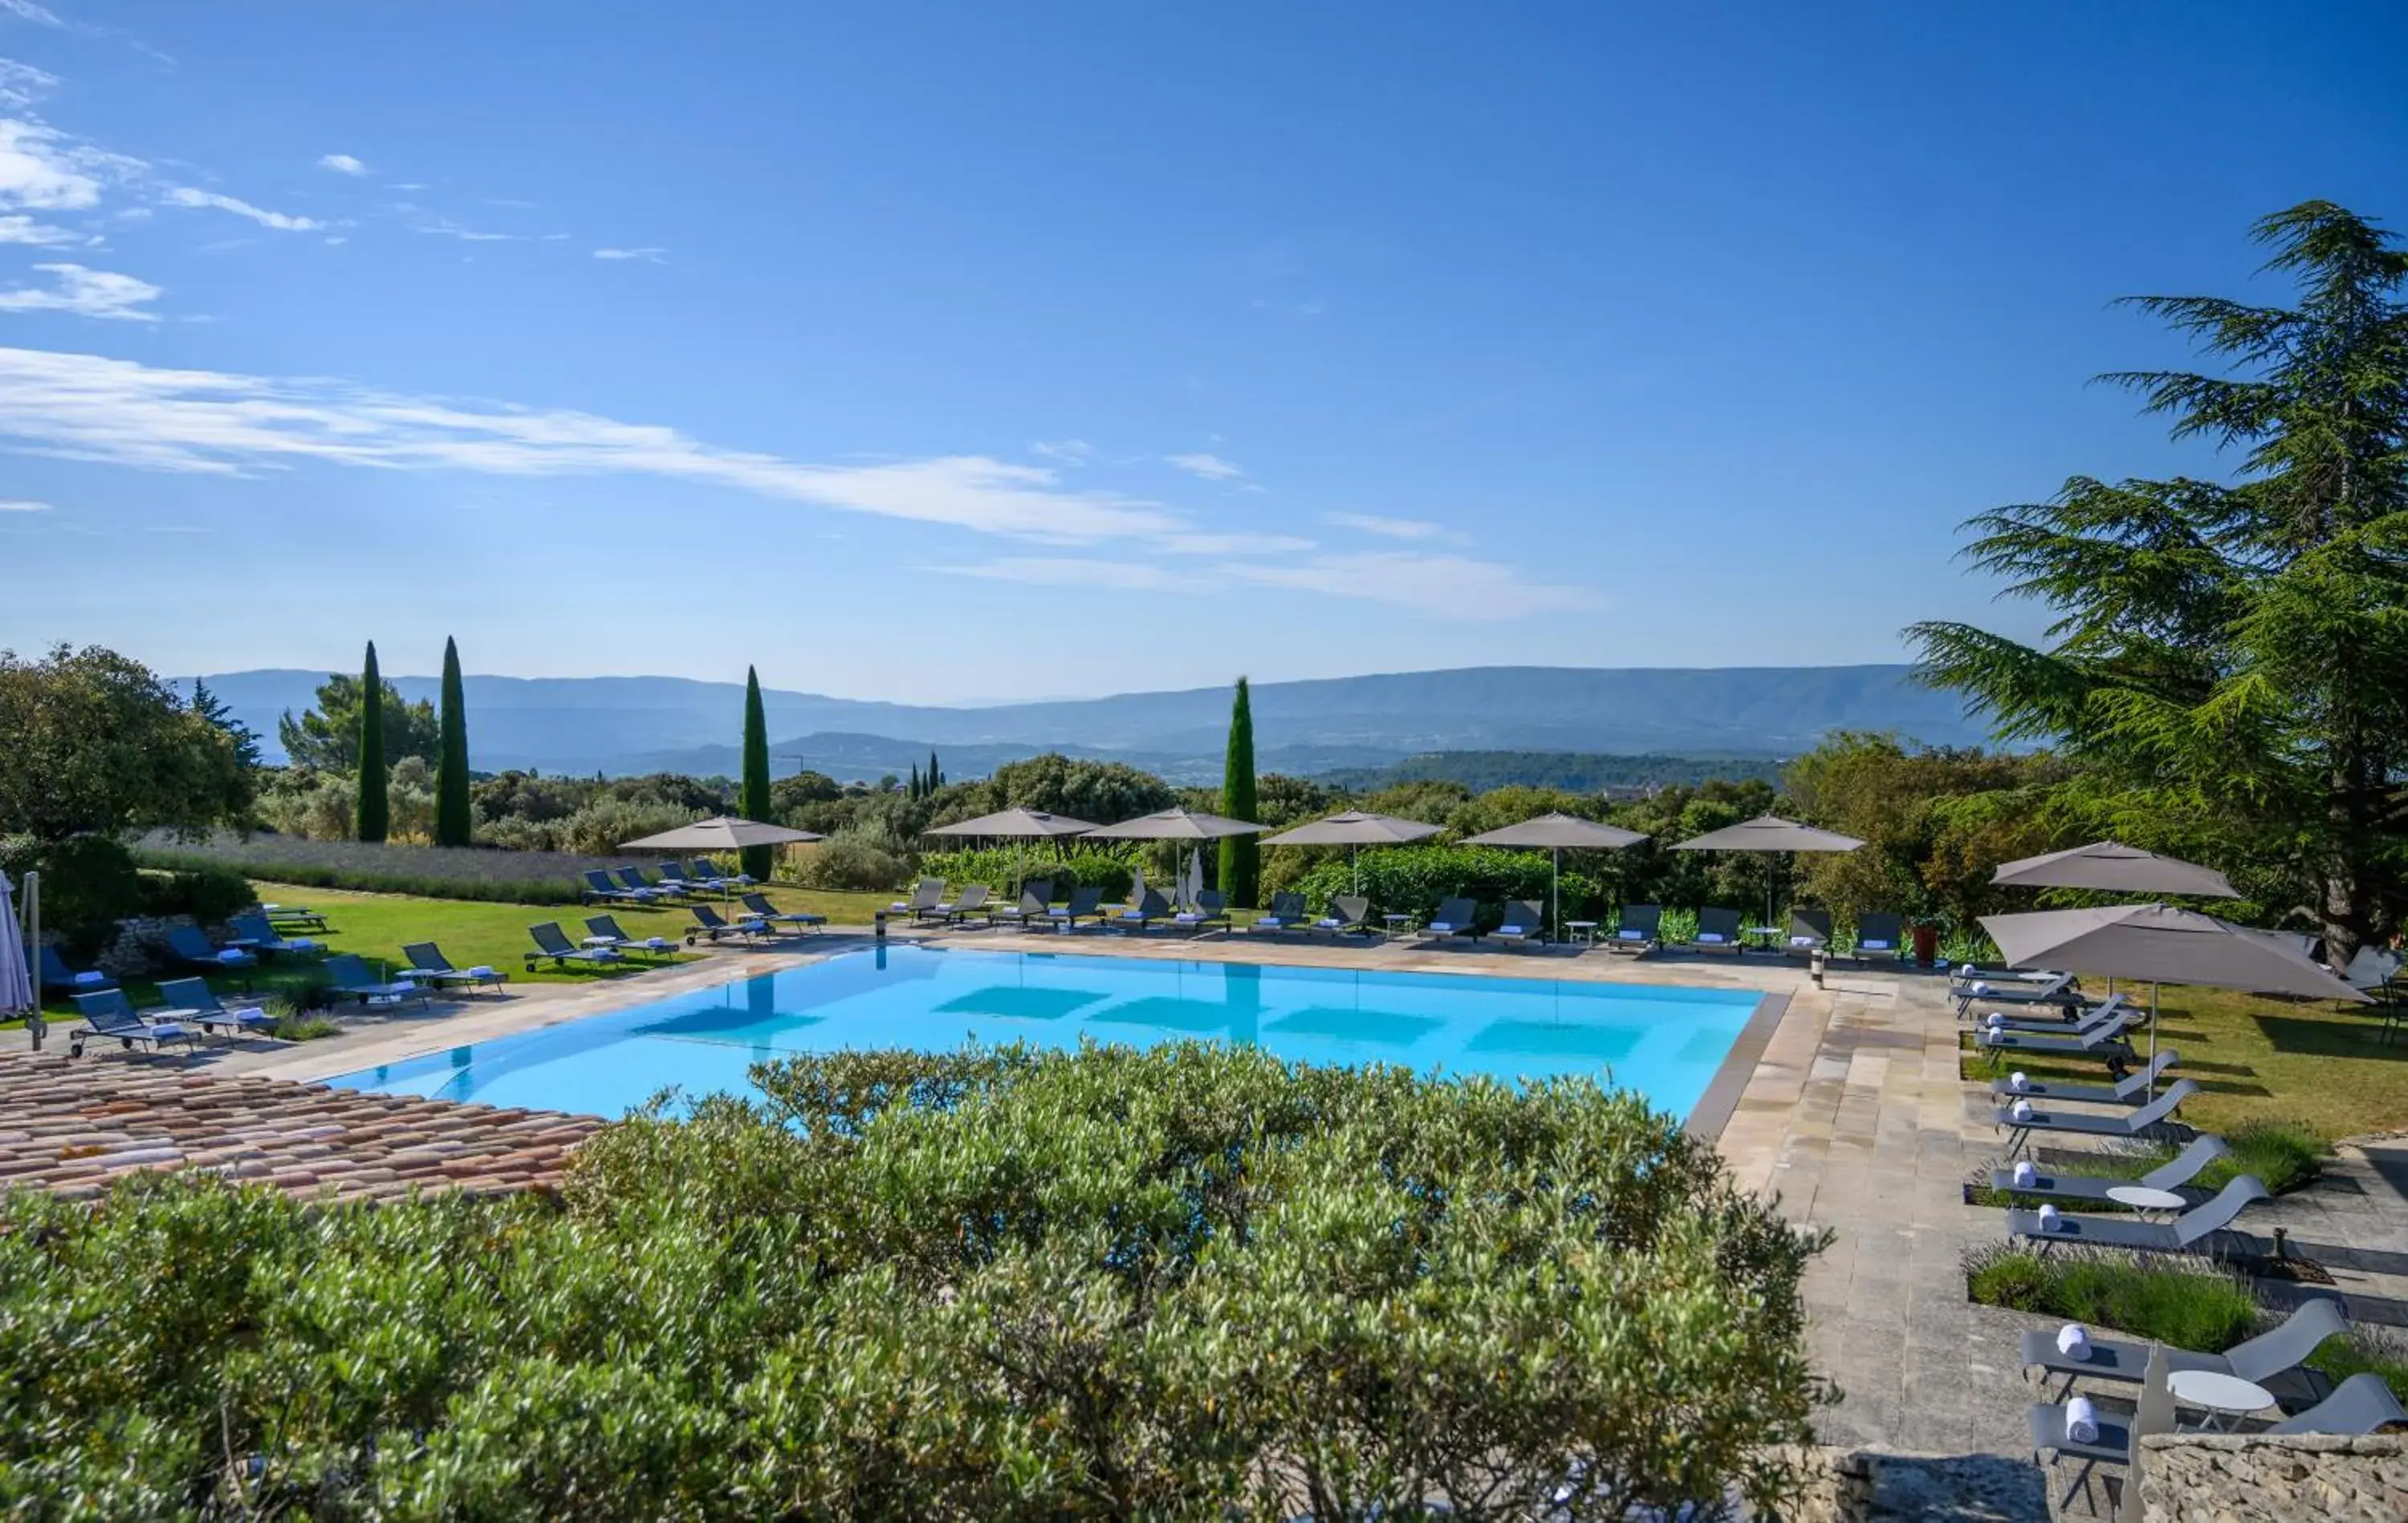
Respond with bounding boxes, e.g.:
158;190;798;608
687;904;771;944
1976;1009;2141;1056
584;869;653;904
989;881;1053;930
742;892;825;932
39;944;115;995
69;989;201;1057
325;952;436;1007
2266;1371;2408;1435
583;915;680;960
261;903;330;932
889;879;945;919
525;924;624;970
403;943;508;993
156;977;275;1037
1253;891;1309;934
1988;1132;2229;1208
1312;896;1374;938
1422;898;1480;941
1491;900;1545;948
1608;904;1661;955
1686;907;1743;955
692;857;752;888
658;861;716;896
1048;885;1107;929
1785;908;1832;959
2007;1175;2269;1255
1978;993;2133;1037
1172;889;1230;935
1997;1078;2198;1153
228;912;323;959
1110;887;1173;932
618;867;679;900
1851;912;1904;963
1991;1049;2178;1106
2018;1297;2345;1402
2028;1354;2177;1517
1954;969;2081;1016
165;923;256;974
943;883;994;924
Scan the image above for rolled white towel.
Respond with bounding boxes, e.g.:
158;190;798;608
1971;981;1992;997
2009;1071;2031;1092
466;965;497;978
1790;935;1817;948
2012;1160;2038;1188
2036;1203;2064;1233
2056;1323;2090;1358
2009;1099;2035;1122
2064;1395;2098;1444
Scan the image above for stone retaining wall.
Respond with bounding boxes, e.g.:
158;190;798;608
2138;1432;2407;1521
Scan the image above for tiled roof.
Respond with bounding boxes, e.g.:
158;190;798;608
0;1051;600;1204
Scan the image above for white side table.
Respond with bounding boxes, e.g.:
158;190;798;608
2106;1184;2186;1222
2168;1370;2274;1431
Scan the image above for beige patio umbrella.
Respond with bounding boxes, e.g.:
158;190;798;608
923;807;1098;895
1084;807;1267;904
620;816;825;894
1672;815;1865;940
1992;841;2239;899
1980;903;2369;1096
1260;810;1442;896
1462;813;1649;940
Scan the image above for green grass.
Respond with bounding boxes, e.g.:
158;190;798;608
1968;1118;2327;1209
1964;1244;2262;1351
1960;981;2406;1139
2304;1326;2408;1403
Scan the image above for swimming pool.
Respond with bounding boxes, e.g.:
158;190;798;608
328;945;1766;1121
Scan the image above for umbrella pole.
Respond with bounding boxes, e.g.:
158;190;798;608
24;871;40;1053
1552;846;1560;943
2146;982;2160;1101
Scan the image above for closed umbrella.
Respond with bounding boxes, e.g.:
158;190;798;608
0;871;32;1028
924;807;1098;896
1672;815;1865;944
1260;810;1442;896
1462;813;1649;940
1979;903;2369;1095
1085;807;1267;906
1992;841;2239;899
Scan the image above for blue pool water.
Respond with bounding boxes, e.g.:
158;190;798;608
328;946;1763;1120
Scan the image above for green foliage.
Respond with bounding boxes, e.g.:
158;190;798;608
1443;784;1614;839
1963;1244;2261;1351
133;835;603;904
1909;201;2408;961
0;833;142;956
1327;750;1787;794
918;845;1145;900
740;666;774;879
1220;677;1260;908
2304;1326;2408;1403
275;665;439;773
0;644;254;840
2206;1119;2325;1195
1288;842;1599;925
134;863;257;928
356;641;390;844
792;832;909;891
188;677;262;771
434;636;474;847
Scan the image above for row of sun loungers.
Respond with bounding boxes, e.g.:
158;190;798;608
580;861;756;905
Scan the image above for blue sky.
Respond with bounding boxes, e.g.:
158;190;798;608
0;2;2401;702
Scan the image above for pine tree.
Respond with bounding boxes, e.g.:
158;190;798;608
740;666;774;880
190;678;262;769
355;641;389;843
434;637;473;847
1218;676;1259;908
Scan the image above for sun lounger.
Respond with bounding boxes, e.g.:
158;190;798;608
1607;904;1661;956
68;989;201;1058
524;924;624;970
1491;900;1546;948
1991;1050;2178;1106
1422;898;1479;941
583;914;681;960
943;884;995;924
2018;1298;2344;1403
1976;1009;2141;1056
1312;896;1373;938
228;912;322;959
691;856;753;889
742;892;825;933
657;861;712;896
155;977;275;1037
1110;887;1173;932
1979;989;2131;1031
1953;969;2080;1016
584;869;653;904
324;952;436;1007
1047;885;1107;929
1685;907;1743;955
687;904;771;944
2007;1175;2268;1255
38;944;115;995
889;879;944;919
2266;1371;2408;1435
1997;1078;2197;1153
1852;912;1904;963
1987;1132;2227;1208
260;903;330;932
2029;1347;2177;1515
403;942;508;993
1785;908;1831;959
618;867;680;900
990;881;1054;930
1252;891;1308;935
165;923;257;974
1172;889;1230;935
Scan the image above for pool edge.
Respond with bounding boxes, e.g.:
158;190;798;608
1683;990;1789;1145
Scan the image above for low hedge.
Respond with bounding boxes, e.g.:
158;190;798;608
1964;1243;2260;1350
1288;843;1603;927
132;831;629;905
918;845;1149;902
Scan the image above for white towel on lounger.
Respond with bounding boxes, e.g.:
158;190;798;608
2064;1395;2097;1444
2010;1071;2030;1092
2012;1160;2037;1188
2036;1204;2063;1233
2056;1324;2090;1358
2010;1099;2035;1122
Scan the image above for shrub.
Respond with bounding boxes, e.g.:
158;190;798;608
0;1046;1832;1518
794;832;909;892
1288;842;1601;925
0;833;143;956
1963;1244;2260;1350
268;1013;343;1041
132;831;616;904
133;863;257;927
2206;1119;2325;1195
917;845;1145;900
2304;1326;2408;1403
557;797;700;858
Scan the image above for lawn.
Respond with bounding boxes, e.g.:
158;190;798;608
24;880;893;1027
1959;980;2406;1141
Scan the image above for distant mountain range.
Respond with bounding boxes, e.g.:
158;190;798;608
189;664;1987;782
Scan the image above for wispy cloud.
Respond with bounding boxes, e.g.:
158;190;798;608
1031;438;1094;465
0;209;73;243
592;246;665;262
0;118;108;209
0;496;47;510
0;263;159;319
316;152;368;176
1165;451;1245;481
0;55;57;107
1159;530;1316;555
1218;552;1596;619
413;214;563;243
0;2;62;27
165;185;323;231
935;557;1196;592
1323;511;1467;544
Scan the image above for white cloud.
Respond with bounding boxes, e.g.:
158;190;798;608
165;185;323;231
413;215;562;242
935;557;1194;592
0;2;62;26
0;209;73;243
1218;552;1596;619
0;496;47;509
1031;438;1093;465
592;246;665;262
0;118;105;210
0;345;1198;542
1323;511;1467;544
317;152;368;176
0;263;160;319
1165;451;1245;481
1159;530;1316;555
0;56;58;107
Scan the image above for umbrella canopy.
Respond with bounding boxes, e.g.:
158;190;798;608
1259;810;1443;847
1672;815;1865;854
620;815;826;851
1979;904;2367;1001
1084;807;1267;842
923;807;1099;839
0;871;31;1018
1462;812;1649;851
1991;840;2239;899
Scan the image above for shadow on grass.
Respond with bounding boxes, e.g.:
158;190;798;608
2254;1013;2408;1062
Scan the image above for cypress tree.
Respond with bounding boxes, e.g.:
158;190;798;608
909;763;921;800
740;666;774;880
928;749;942;792
355;640;389;843
1218;676;1259;908
434;636;473;847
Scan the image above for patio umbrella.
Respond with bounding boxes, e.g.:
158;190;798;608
923;807;1098;895
1979;903;2369;1096
620;816;826;895
1992;841;2239;899
0;871;32;1031
1084;807;1267;903
1462;813;1649;940
1671;815;1865;940
1259;810;1442;896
